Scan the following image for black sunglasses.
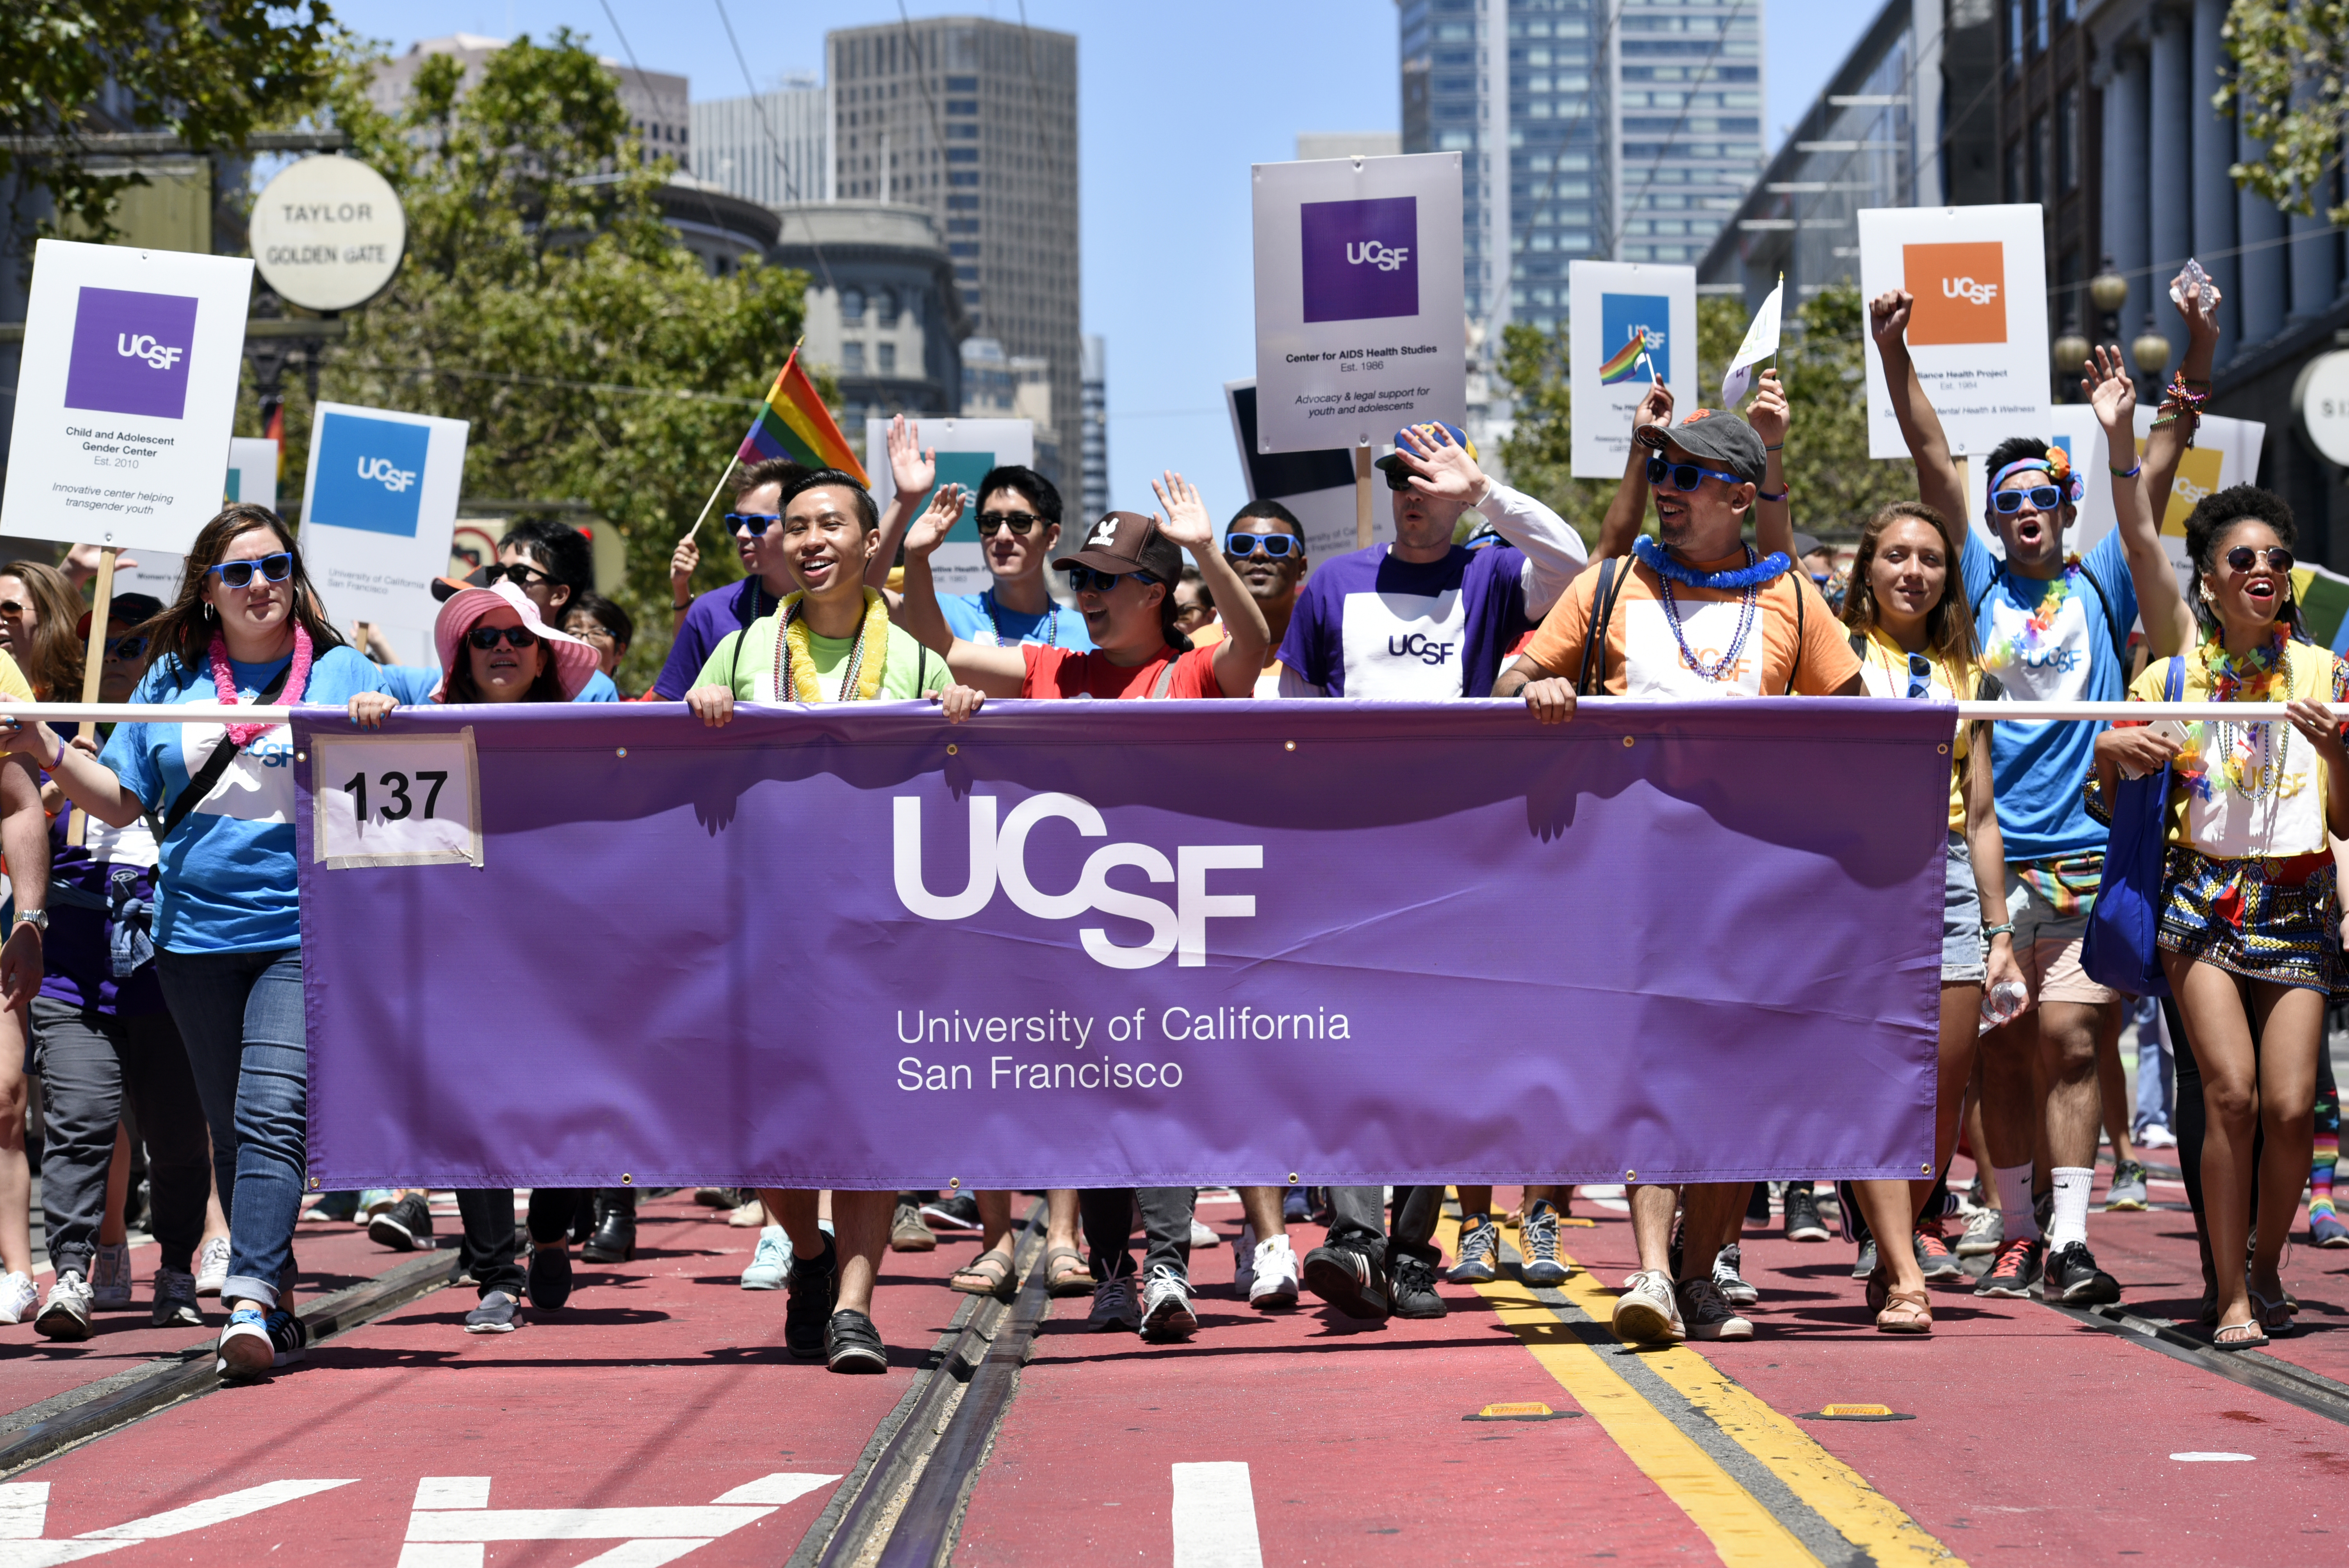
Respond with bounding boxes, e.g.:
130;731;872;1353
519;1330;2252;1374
2224;544;2293;574
1645;456;1748;493
977;512;1042;536
725;512;782;535
104;634;148;660
467;624;540;650
487;561;552;588
1991;485;2066;515
1065;566;1156;594
206;552;294;589
1225;532;1299;559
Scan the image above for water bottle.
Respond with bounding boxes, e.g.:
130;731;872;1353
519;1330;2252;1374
1980;979;2029;1028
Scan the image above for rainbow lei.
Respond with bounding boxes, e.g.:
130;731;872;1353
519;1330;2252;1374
772;587;891;702
2176;631;2303;803
209;625;312;747
2012;556;2084;653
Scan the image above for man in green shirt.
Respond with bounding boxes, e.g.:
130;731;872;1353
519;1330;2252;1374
684;467;981;1371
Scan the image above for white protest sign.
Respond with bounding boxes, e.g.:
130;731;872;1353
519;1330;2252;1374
1223;378;1394;571
108;437;280;603
1568;261;1697;478
0;239;252;552
310;727;481;869
1251;153;1466;453
865;417;1035;599
1859;205;2050;458
297;402;468;670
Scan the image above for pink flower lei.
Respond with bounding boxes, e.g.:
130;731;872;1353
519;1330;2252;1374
208;623;312;747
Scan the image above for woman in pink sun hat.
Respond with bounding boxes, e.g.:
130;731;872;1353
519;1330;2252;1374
344;578;600;1334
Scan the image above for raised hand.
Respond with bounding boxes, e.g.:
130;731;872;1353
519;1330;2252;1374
1634;376;1675;437
2085;343;2136;433
904;482;966;558
1394;424;1487;504
1868;289;1914;350
1150;471;1214;549
887;412;937;499
670;535;700;592
2172;267;2224;347
1745;369;1788;450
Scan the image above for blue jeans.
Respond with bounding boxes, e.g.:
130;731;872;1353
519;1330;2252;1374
157;947;306;1310
2130;996;2173;1137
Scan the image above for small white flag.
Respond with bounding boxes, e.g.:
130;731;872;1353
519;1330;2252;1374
1720;274;1784;408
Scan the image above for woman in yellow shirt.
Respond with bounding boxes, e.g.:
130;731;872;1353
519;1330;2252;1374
1841;500;2024;1333
2095;488;2349;1349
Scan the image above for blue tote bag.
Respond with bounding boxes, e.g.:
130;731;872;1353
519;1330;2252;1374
2080;656;2182;998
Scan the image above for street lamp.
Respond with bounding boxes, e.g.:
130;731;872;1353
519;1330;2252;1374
2089;260;2129;339
2132;312;2174;385
2051;319;2092;397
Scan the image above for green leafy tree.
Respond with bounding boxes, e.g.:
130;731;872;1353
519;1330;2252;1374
1497;283;1916;543
278;31;809;692
2;1;342;246
2220;0;2349;221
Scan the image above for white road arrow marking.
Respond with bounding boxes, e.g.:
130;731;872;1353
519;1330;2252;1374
0;1479;355;1568
394;1473;841;1568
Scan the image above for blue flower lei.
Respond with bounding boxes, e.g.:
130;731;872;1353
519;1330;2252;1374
1633;534;1795;589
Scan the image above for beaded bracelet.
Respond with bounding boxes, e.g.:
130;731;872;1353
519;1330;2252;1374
2110;462;2142;478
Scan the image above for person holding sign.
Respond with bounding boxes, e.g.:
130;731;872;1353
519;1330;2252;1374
1497;403;1862;1344
0;506;389;1379
348;581;603;1333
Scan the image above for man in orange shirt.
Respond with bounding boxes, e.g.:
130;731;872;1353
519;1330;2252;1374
1495;400;1862;1343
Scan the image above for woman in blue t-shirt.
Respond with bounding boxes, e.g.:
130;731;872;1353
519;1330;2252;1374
0;506;386;1380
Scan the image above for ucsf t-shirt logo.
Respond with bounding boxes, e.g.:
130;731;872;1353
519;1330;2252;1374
1622;600;1764;698
1902;241;2007;346
183;723;296;825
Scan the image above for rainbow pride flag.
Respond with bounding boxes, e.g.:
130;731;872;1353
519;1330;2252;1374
1599;328;1649;386
736;349;868;485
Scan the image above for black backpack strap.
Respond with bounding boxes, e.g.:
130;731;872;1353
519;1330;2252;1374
151;658;294;842
1974;670;2004;702
2070;567;2126;665
1848;629;1868;659
1577;557;1629;696
1786;575;1807;694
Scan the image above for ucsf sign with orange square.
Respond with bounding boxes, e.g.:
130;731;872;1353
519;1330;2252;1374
1903;242;2007;345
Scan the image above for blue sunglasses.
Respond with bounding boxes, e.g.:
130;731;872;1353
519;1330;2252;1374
1646;456;1749;492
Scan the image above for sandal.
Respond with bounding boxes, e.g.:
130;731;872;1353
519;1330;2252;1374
1875;1287;1932;1335
1864;1260;1891;1317
1044;1246;1093;1298
2211;1319;2269;1352
2247;1285;2296;1336
949;1249;1016;1300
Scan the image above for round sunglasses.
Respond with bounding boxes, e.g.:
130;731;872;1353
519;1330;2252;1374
467;624;540;650
205;552;294;589
2224;545;2293;574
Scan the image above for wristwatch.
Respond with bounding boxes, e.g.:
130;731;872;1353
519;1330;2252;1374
11;909;45;936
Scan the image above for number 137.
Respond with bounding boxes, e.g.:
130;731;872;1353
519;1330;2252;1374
342;769;448;823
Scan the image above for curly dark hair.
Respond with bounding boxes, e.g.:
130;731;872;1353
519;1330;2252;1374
2183;484;2301;638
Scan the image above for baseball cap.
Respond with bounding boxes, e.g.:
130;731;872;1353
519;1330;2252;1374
76;593;166;640
1636;407;1768;485
1052;511;1184;582
1791;532;1827;559
1373;422;1479;481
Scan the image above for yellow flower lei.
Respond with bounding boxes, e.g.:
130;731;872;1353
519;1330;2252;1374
773;587;891;702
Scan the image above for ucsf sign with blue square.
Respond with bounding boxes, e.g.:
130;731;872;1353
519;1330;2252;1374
311;411;429;536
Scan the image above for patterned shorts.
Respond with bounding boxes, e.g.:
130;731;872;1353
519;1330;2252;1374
2156;846;2341;994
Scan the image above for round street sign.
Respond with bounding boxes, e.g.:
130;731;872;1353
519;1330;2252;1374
249;156;406;312
2292;347;2349;467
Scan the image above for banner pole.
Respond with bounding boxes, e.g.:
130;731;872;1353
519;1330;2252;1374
1354;442;1374;551
63;546;116;848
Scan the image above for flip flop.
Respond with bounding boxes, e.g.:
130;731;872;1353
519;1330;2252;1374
949;1249;1016;1300
1045;1245;1093;1298
2210;1319;2269;1352
2247;1286;2296;1336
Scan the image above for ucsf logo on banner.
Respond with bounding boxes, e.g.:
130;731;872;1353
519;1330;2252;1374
1252;153;1466;456
865;417;1034;599
0;240;253;556
1567;260;1696;477
298;403;468;669
1857;205;2051;459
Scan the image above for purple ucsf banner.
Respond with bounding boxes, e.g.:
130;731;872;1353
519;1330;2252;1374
292;698;1950;1190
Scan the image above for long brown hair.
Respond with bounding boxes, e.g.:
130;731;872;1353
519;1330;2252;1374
1839;500;1979;677
0;559;86;699
146;506;347;679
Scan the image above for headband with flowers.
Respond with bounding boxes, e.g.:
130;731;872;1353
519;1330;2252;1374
1985;443;2084;516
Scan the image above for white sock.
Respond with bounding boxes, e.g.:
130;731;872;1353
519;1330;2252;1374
1994;1164;2041;1242
2047;1167;2093;1250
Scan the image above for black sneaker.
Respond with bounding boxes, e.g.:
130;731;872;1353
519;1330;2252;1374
825;1308;888;1373
1850;1238;1878;1280
1783;1185;1829;1242
1974;1237;2044;1298
1747;1182;1772;1224
784;1234;839;1360
1301;1238;1390;1320
526;1244;572;1310
464;1290;522;1333
921;1194;983;1231
1386;1242;1447;1319
368;1194;433;1252
2042;1241;2120;1304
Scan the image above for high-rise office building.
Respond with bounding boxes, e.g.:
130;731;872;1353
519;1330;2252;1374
1080;335;1108;521
369;34;692;164
692;74;834;205
827;17;1079;489
1399;0;1764;338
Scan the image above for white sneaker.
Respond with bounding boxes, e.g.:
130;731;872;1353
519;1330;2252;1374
1139;1265;1197;1342
740;1226;789;1290
90;1242;134;1310
2139;1123;2179;1150
1711;1243;1759;1308
1248;1235;1300;1311
1231;1223;1257;1299
1087;1273;1139;1333
1188;1216;1219;1249
1610;1269;1684;1345
1679;1278;1755;1341
34;1272;93;1340
194;1237;231;1297
0;1270;36;1326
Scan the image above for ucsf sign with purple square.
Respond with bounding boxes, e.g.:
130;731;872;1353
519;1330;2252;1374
63;286;200;421
1300;197;1419;324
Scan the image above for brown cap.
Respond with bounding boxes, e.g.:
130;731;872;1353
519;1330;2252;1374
1051;511;1185;581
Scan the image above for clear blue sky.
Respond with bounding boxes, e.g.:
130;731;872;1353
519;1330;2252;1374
326;1;1875;515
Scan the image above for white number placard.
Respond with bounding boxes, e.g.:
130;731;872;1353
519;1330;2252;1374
311;727;481;869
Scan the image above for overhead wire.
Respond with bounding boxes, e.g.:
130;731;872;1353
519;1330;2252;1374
710;0;838;293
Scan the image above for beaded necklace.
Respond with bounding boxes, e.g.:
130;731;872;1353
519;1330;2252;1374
2199;631;2300;802
983;588;1058;647
1637;537;1764;684
771;588;891;702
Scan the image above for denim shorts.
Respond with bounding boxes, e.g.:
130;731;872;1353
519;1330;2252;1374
1943;830;1986;984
